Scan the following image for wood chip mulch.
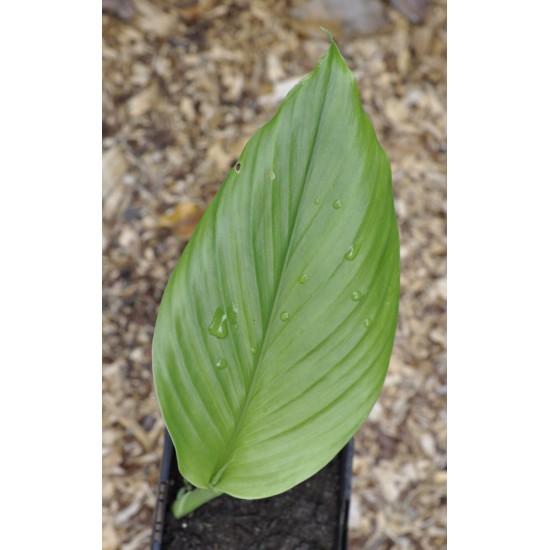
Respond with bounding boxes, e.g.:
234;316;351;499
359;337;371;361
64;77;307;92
103;1;446;548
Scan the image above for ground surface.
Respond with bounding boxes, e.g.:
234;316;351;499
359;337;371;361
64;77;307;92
103;1;446;548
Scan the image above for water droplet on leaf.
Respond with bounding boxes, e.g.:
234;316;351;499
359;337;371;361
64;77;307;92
269;170;276;181
363;318;372;329
298;273;309;284
314;198;321;205
344;244;359;261
332;200;342;209
215;358;227;369
351;290;363;302
208;307;228;339
280;311;289;321
226;303;238;328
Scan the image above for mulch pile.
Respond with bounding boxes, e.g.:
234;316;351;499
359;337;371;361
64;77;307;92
103;1;446;548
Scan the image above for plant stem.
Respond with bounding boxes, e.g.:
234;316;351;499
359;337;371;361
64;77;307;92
171;487;223;518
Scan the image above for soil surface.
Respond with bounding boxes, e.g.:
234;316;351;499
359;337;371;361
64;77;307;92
160;438;350;549
103;1;446;548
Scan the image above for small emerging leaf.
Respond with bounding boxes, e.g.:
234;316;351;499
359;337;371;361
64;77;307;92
153;38;399;500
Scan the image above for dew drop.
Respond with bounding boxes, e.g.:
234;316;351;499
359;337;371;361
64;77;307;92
215;358;227;369
250;346;257;355
268;170;276;181
208;307;228;339
363;317;372;329
332;199;342;209
235;162;241;173
314;197;321;205
344;244;359;261
280;311;289;321
298;273;309;284
351;290;363;302
226;303;238;328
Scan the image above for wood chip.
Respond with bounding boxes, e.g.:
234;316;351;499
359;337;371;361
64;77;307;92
102;146;128;197
157;202;204;240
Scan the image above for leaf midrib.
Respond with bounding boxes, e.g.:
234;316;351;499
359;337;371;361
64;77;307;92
209;62;333;486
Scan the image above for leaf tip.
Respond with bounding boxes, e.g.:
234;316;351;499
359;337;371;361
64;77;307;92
320;27;334;43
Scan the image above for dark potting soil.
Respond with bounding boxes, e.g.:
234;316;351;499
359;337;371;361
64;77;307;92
161;444;349;550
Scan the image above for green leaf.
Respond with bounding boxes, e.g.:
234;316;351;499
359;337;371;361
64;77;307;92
153;39;399;501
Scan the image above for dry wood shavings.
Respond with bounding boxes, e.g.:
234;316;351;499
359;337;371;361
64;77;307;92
127;81;160;118
102;146;128;197
103;0;135;21
157;202;204;240
103;0;446;547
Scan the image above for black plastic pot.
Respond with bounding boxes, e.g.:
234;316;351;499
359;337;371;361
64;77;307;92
152;430;353;549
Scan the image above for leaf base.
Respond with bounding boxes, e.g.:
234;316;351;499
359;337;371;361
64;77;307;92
171;486;223;518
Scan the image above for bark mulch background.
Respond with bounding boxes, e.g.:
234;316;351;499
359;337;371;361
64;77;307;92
102;1;446;548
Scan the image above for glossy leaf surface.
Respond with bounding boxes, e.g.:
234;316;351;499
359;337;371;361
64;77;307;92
153;39;399;499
